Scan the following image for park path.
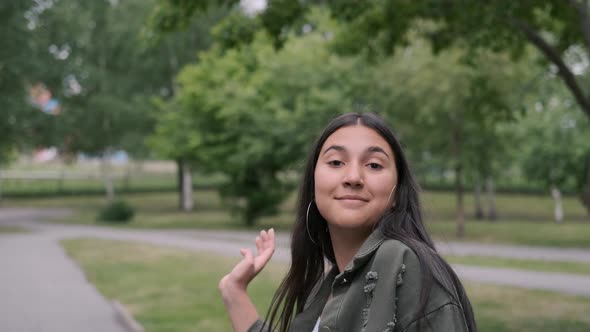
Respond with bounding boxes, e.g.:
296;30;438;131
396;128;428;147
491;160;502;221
39;223;590;298
1;208;590;332
0;233;131;332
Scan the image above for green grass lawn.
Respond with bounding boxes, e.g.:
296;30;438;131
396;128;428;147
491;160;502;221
6;189;590;247
422;191;589;222
428;219;590;248
62;239;284;332
0;225;27;233
62;239;590;332
445;255;590;275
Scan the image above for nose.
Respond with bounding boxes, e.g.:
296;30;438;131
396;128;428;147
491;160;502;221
343;162;363;188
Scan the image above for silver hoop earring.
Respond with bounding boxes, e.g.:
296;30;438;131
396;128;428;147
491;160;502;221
306;200;318;246
388;184;397;207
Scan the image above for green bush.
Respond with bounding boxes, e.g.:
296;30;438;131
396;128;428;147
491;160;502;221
97;200;135;223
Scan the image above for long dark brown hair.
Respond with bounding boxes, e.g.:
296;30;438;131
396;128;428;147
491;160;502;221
263;113;477;332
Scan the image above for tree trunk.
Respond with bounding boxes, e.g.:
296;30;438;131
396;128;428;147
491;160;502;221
473;176;484;220
0;170;3;206
581;161;590;216
551;186;564;223
245;202;256;227
513;19;590;120
451;124;465;238
180;161;193;212
455;165;465;238
177;159;184;210
486;177;497;221
123;161;132;191
101;155;115;202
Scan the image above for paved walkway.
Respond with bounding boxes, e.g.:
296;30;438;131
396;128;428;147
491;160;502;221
1;207;590;331
151;228;590;263
0;233;130;332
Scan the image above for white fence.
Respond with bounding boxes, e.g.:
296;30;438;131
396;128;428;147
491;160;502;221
0;170;127;181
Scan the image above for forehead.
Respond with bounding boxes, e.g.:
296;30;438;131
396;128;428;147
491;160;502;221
321;125;392;155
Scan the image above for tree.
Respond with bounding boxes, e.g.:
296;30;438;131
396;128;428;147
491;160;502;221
150;1;542;234
149;0;590;120
145;6;229;211
269;0;590;213
162;10;368;225
301;0;590;217
516;78;590;222
363;38;525;236
23;0;167;200
0;1;49;163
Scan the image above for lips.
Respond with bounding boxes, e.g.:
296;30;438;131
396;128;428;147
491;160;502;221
336;195;369;202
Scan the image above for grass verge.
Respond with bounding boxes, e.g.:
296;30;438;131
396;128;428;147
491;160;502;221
429;219;590;248
445;255;590;275
62;239;590;332
0;225;28;233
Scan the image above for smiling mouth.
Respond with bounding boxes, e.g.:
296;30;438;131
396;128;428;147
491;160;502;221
336;196;369;202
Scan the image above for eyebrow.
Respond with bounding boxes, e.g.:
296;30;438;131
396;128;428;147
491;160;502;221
322;145;345;155
322;145;390;159
367;146;390;159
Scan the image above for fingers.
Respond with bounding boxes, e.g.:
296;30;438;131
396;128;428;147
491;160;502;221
259;228;274;250
255;236;263;255
254;229;275;251
227;229;276;288
260;230;268;245
268;228;275;249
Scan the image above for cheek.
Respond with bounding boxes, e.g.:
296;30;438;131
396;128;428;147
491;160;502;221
313;167;336;215
371;176;397;202
314;166;334;195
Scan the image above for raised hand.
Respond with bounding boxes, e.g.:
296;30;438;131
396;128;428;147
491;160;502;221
218;229;276;332
219;228;276;294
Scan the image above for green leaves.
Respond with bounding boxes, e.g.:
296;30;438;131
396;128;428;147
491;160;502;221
517;83;590;190
152;12;366;224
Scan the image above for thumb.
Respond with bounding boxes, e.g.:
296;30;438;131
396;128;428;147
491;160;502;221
240;248;254;263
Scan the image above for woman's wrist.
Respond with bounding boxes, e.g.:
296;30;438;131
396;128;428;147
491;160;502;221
219;276;248;303
219;277;260;332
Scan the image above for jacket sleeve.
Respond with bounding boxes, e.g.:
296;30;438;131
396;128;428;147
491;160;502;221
401;303;469;332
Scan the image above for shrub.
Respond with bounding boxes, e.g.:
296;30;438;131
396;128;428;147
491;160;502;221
97;200;135;223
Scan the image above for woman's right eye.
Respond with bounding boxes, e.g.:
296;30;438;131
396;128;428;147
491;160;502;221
328;160;344;167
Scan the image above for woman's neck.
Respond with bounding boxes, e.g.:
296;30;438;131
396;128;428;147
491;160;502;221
328;226;372;273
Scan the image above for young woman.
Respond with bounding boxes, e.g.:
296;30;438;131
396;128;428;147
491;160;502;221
219;113;477;332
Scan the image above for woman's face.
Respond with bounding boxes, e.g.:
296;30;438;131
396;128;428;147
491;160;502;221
314;125;398;232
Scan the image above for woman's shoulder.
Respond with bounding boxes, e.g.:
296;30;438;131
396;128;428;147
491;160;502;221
365;237;425;285
376;238;453;287
379;237;414;251
365;238;466;330
374;237;421;267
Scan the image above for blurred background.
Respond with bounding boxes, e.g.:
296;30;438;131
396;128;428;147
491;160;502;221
1;1;590;331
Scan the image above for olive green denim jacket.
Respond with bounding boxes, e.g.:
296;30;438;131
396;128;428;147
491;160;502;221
248;230;469;332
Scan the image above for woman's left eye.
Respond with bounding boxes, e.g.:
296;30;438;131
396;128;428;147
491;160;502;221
367;163;383;170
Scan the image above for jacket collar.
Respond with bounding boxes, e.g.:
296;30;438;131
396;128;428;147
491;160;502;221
340;229;386;275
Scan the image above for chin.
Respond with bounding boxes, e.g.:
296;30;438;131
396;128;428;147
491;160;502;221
328;216;375;230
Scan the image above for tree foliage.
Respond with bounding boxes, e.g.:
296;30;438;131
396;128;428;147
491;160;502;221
21;0;221;159
155;10;368;224
0;0;44;162
517;78;590;193
27;0;156;157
